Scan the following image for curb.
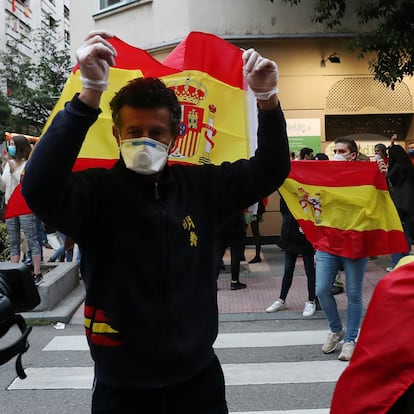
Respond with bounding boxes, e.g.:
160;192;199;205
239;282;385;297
21;283;86;325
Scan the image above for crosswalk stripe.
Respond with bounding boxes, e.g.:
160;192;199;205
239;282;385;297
214;330;329;348
43;335;87;351
8;367;93;390
43;330;331;351
224;360;346;385
8;360;346;390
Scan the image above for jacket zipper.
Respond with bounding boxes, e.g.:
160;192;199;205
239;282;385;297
154;182;160;200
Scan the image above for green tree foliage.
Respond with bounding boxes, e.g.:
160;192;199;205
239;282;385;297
272;0;414;89
0;92;12;140
0;27;71;136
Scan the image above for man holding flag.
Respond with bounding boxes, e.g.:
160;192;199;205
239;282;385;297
317;137;387;361
21;30;290;413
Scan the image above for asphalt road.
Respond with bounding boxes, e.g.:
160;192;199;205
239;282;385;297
0;317;342;414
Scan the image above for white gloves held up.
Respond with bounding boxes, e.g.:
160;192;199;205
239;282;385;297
242;48;279;100
76;30;117;92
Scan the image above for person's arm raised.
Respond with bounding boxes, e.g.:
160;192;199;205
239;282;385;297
242;48;279;110
76;30;117;109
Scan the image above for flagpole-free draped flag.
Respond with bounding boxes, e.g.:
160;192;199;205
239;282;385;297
279;161;407;259
163;31;254;164
331;257;414;413
4;32;254;219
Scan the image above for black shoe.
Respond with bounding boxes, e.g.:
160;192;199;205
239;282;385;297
43;241;54;249
34;273;43;286
231;281;247;290
331;285;344;295
249;256;261;264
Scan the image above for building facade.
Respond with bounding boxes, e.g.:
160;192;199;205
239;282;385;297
0;0;70;86
68;0;414;237
0;0;70;137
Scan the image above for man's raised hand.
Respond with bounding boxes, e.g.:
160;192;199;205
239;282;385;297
242;48;279;101
76;30;117;91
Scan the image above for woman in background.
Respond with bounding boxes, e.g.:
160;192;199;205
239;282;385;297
0;135;43;285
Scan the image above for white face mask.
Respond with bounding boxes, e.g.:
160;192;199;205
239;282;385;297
333;153;347;161
120;137;170;175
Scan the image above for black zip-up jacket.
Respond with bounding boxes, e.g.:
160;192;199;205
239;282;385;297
22;95;290;388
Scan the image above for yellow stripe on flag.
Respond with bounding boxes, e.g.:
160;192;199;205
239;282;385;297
43;68;145;161
280;178;403;233
161;70;250;165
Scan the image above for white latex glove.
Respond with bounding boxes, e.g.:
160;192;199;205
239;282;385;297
242;48;279;100
76;30;117;91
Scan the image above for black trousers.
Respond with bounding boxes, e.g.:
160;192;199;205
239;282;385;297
216;231;245;281
91;356;228;414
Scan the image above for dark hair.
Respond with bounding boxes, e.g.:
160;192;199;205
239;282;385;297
313;153;329;160
388;145;412;171
299;147;313;159
334;137;358;155
10;135;32;162
375;143;387;155
109;78;181;136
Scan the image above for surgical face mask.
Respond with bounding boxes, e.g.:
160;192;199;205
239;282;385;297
408;148;414;157
120;137;170;175
333;153;347;161
7;145;16;157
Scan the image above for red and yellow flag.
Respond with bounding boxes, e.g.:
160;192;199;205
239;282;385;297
331;257;414;413
4;32;254;219
279;161;407;259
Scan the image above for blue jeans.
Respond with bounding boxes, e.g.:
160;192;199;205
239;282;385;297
50;232;74;262
315;250;368;342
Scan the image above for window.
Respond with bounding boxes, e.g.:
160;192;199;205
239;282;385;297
99;0;122;9
98;0;137;11
49;15;56;29
64;30;70;45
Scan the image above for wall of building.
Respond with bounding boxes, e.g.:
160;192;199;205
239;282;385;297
70;0;370;56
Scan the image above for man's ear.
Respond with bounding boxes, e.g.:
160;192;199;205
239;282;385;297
112;125;120;146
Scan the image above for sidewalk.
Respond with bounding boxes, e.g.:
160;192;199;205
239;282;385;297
64;244;391;325
217;244;390;321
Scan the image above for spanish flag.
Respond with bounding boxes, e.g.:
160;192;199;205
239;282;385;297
279;161;407;259
4;32;254;219
331;257;414;413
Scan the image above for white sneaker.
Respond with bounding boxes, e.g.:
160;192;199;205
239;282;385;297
265;300;286;313
322;329;345;354
302;301;316;317
338;340;355;361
